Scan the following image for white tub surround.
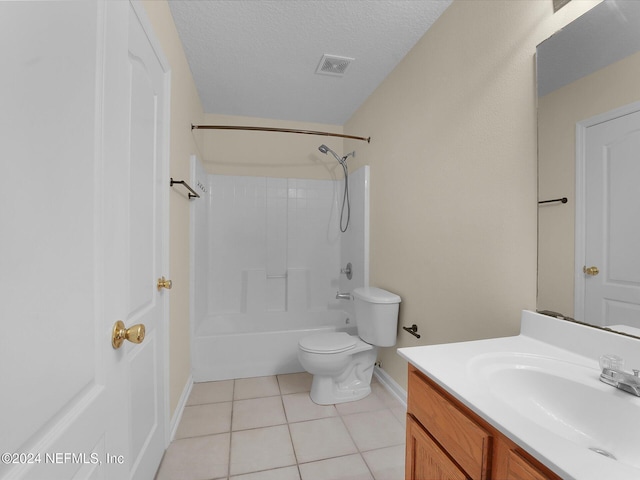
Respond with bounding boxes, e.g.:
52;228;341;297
398;310;640;480
190;158;370;381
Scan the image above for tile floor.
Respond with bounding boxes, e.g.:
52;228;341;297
155;372;406;480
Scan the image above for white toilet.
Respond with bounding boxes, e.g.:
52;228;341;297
298;287;401;405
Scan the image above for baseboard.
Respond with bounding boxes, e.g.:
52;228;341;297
373;365;407;408
169;374;193;442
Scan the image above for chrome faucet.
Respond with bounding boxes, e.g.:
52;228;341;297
336;291;352;300
600;365;640;397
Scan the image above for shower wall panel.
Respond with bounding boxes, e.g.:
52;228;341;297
209;175;266;316
266;178;287;312
339;166;370;314
206;175;341;325
286;178;341;311
192;157;210;328
190;162;369;379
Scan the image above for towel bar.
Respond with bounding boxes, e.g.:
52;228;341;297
170;178;200;199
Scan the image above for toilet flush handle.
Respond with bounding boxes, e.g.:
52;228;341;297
402;324;421;339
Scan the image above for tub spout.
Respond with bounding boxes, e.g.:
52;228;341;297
336;291;352;300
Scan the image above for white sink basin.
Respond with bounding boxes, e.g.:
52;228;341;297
468;352;640;469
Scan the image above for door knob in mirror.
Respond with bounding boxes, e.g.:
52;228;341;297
583;266;599;276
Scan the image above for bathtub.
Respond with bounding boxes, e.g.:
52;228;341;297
192;310;356;382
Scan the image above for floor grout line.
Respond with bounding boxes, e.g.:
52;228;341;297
226;379;235;480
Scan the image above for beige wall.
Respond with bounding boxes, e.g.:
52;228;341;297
344;0;599;389
141;0;204;418
538;50;640;318
196;113;345;180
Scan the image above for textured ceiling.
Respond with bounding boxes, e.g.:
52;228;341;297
168;0;452;125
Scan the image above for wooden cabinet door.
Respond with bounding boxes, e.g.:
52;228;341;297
408;367;491;479
505;450;554;480
406;415;470;480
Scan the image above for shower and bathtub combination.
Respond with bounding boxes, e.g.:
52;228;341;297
190;150;370;382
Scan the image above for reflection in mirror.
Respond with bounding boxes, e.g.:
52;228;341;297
537;0;640;338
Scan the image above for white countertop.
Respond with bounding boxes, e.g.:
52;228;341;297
397;310;640;480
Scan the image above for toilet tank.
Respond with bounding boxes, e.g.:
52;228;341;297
352;287;401;347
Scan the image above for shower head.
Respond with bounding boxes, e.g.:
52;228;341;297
318;145;352;232
318;144;346;165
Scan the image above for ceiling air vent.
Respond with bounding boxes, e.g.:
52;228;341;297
316;54;354;77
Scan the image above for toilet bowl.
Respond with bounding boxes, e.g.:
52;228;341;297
298;332;377;404
298;287;401;405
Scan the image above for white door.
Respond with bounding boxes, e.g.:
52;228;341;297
114;3;170;479
0;2;168;479
579;105;640;329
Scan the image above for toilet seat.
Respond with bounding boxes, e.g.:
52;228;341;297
299;332;357;354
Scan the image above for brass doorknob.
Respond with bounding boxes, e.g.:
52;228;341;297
157;276;172;290
112;320;145;349
583;266;600;276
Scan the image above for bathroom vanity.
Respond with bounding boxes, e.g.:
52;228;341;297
398;310;640;480
405;364;557;480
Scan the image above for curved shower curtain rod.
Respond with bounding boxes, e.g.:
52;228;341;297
191;124;371;143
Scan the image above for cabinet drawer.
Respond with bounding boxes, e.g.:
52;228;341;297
408;366;491;480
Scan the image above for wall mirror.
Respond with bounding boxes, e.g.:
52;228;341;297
537;0;640;337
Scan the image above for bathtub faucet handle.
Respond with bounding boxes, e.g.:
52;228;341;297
341;262;353;280
336;291;352;300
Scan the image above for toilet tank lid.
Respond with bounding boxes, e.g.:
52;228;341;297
352;287;401;304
